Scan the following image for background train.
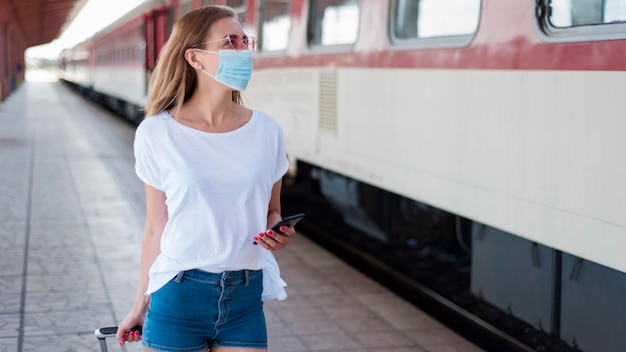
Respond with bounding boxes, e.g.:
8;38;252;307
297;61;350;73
57;0;626;351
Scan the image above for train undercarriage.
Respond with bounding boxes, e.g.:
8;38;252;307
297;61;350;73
282;161;625;352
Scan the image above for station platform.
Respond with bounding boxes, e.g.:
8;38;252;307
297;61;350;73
0;71;484;352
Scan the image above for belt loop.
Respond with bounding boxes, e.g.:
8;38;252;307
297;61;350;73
175;271;185;283
244;270;250;286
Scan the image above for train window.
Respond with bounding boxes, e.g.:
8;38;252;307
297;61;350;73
179;0;193;18
139;22;146;65
308;0;360;48
259;0;291;52
549;0;626;27
224;0;247;27
1;28;7;76
390;0;480;48
536;0;626;42
202;0;216;6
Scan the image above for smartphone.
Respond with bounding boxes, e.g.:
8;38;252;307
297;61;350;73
254;213;305;245
270;213;305;233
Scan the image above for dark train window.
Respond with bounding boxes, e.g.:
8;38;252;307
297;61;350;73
259;0;291;52
391;0;480;47
549;0;626;27
224;0;247;27
536;0;626;41
307;0;360;47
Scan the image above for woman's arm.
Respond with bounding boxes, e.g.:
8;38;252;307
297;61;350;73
116;184;168;346
267;179;283;229
255;179;296;250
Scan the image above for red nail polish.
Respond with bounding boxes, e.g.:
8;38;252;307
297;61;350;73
267;230;273;235
259;233;265;238
120;342;124;347
253;236;259;241
280;226;286;232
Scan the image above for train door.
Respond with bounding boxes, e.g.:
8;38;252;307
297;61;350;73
143;8;172;94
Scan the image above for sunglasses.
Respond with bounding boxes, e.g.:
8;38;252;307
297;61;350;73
197;34;256;51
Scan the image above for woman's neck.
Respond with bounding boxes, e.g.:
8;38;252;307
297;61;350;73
171;91;249;133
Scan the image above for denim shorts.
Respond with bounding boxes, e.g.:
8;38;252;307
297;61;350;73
143;269;267;351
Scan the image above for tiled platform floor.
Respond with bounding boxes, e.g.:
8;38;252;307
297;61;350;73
0;71;484;352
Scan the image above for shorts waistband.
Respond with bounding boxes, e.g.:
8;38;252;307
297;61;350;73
174;269;261;286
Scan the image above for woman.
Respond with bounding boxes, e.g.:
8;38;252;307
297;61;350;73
116;6;295;352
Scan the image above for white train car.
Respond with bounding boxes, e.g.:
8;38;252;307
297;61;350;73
59;0;170;122
58;41;93;92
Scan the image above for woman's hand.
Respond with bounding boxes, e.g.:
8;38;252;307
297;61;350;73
116;312;145;346
254;225;296;250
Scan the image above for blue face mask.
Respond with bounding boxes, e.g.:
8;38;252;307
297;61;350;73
193;49;253;91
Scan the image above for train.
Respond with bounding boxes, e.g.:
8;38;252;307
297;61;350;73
57;1;626;351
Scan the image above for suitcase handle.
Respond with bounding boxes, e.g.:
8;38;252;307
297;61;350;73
95;325;143;352
95;326;118;339
95;326;142;339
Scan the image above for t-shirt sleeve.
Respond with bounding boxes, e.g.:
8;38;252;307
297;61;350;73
274;126;289;183
134;123;163;190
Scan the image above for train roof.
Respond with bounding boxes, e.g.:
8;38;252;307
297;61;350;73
61;0;167;52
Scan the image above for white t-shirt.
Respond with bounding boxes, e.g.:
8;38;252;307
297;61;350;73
134;110;289;300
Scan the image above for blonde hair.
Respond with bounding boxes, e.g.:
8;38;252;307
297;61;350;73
144;6;242;118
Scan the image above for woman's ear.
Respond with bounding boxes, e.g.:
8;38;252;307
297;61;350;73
184;48;202;70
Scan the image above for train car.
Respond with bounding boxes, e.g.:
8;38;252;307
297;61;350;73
58;0;171;122
245;1;626;351
58;40;93;93
59;1;626;351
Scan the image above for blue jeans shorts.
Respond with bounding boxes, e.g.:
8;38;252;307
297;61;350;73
143;269;267;351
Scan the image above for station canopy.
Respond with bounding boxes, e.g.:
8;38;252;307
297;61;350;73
0;0;87;47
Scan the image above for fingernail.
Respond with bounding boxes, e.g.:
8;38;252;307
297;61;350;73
120;341;124;347
253;236;259;241
259;233;265;238
280;226;286;232
267;230;273;235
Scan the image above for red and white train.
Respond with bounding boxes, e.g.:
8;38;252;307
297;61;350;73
58;1;626;351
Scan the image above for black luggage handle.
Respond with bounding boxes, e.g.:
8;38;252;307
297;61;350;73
95;326;142;352
95;326;118;339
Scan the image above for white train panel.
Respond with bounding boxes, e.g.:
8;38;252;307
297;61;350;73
247;67;626;274
93;66;146;106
